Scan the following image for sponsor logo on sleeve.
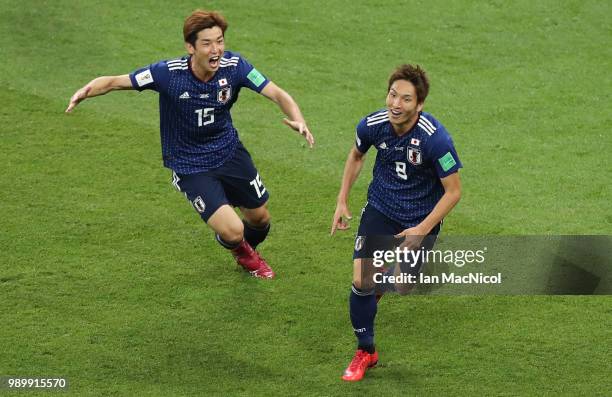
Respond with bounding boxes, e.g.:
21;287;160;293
247;68;266;87
135;69;154;87
438;152;457;172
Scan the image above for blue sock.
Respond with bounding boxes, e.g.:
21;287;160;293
350;284;377;352
243;221;270;249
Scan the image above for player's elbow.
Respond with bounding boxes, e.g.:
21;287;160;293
449;187;461;205
442;174;461;204
109;77;124;91
109;75;133;91
88;76;122;95
349;147;365;162
278;90;296;108
267;85;292;106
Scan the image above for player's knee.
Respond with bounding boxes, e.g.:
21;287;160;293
351;282;375;299
248;208;270;227
353;277;375;291
258;209;271;226
395;283;415;296
218;221;244;244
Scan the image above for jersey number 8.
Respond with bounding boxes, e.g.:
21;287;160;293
395;162;408;180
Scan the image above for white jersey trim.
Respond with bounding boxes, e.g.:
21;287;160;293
366;111;387;120
366;111;388;126
419;116;436;131
417;115;437;136
367;118;389;126
167;59;188;71
219;56;239;68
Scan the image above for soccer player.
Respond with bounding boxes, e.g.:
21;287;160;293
330;64;462;381
66;10;314;279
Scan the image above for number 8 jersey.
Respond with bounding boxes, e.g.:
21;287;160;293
355;110;462;227
129;50;270;174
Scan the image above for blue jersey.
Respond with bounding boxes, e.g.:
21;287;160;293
129;51;270;174
355;110;462;227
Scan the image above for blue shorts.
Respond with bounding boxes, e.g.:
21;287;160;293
353;202;440;260
171;141;269;222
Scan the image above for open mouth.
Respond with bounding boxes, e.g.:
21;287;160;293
209;56;220;68
389;109;402;118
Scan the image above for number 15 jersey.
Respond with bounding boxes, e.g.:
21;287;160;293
129;50;270;174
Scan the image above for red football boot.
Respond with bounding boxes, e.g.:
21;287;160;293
341;349;379;381
250;251;275;279
230;240;275;279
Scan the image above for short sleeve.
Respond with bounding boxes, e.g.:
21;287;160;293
129;60;169;92
237;56;270;93
355;118;372;154
427;132;462;178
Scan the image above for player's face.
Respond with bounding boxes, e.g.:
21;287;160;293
386;79;423;131
186;26;225;79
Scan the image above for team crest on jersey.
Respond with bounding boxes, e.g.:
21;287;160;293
407;147;422;165
355;236;365;251
217;87;232;104
192;196;206;213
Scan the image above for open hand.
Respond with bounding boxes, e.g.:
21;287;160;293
283;118;314;148
65;85;92;113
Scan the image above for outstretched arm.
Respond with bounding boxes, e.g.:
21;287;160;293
260;81;314;148
65;74;133;113
331;146;367;235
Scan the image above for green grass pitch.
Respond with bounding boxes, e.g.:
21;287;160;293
1;0;611;395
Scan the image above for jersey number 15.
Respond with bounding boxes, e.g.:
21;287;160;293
195;108;215;126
